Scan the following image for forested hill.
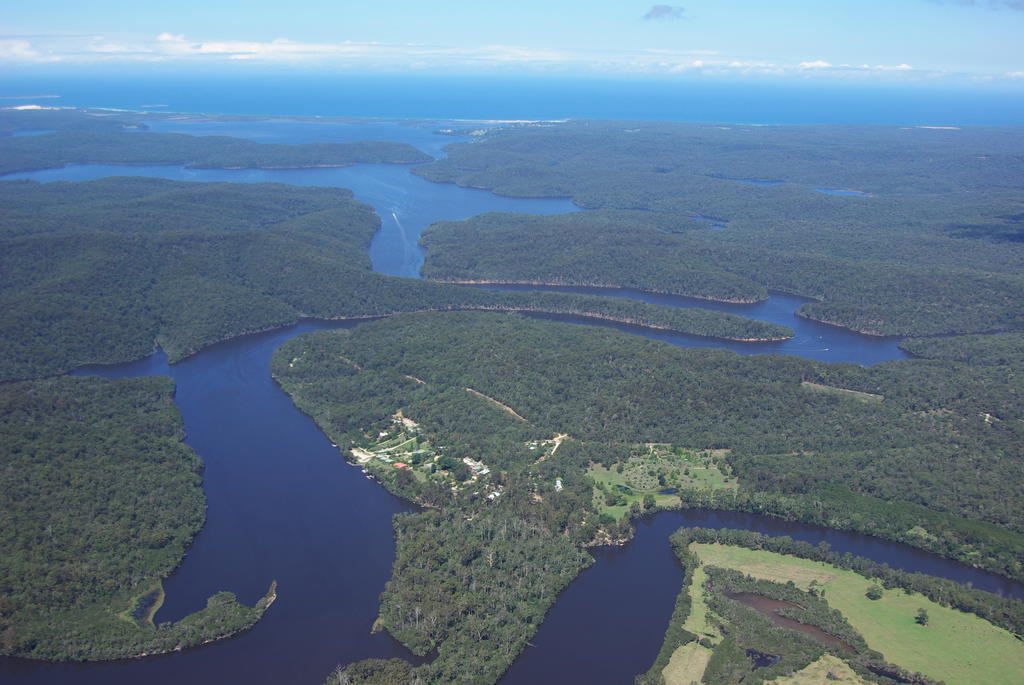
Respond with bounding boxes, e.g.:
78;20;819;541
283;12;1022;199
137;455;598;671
0;177;789;381
274;310;1024;683
0;107;143;134
0;129;432;175
279;311;1024;542
0;376;275;660
900;331;1024;366
415;121;1024;336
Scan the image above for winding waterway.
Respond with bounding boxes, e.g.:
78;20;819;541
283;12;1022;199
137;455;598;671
1;118;1018;684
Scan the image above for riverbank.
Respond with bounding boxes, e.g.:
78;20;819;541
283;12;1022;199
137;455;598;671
640;530;1024;685
428;278;764;305
157;299;796;366
795;310;889;337
693;543;1024;685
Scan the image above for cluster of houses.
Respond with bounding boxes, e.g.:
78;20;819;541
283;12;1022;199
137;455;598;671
462;457;490;477
351;413;565;501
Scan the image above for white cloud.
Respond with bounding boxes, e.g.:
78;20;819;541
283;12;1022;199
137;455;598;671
0;38;59;62
0;31;1010;84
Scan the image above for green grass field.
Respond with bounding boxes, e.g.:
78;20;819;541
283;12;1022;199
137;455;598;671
691;543;1024;685
681;564;721;644
769;654;870;684
589;446;735;520
663;642;713;685
800;381;883;403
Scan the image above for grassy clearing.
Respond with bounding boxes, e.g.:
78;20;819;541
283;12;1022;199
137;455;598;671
692;543;1024;685
801;381;883;403
681;564;721;644
589;446;736;520
663;642;713;685
768;654;870;684
693;544;837;591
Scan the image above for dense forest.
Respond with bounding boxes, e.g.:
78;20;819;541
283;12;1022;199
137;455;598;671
0;130;432;175
272;310;1024;683
422;211;768;303
0;107;144;135
0;177;789;381
900;331;1024;366
0;376;274;659
415;121;1024;336
278;313;1024;545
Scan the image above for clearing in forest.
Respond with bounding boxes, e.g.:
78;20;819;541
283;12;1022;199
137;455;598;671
691;543;1024;685
800;381;882;403
590;446;736;519
770;654;870;684
662;642;713;685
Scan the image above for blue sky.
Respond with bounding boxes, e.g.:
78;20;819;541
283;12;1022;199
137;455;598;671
2;1;1022;86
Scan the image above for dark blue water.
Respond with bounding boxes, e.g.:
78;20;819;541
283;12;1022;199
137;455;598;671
480;284;907;365
0;116;1016;685
4;159;577;280
501;510;1024;685
1;321;422;684
4;73;1024;125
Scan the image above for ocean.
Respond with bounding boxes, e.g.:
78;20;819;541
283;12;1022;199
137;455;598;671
3;72;1024;125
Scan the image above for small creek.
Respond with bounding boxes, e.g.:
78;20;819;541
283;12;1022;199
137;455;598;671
725;592;857;654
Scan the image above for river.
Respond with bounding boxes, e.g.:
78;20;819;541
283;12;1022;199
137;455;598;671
0;118;1017;684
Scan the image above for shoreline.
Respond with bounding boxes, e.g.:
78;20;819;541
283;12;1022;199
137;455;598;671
794;310;891;337
0;159;431;179
165;304;793;365
427;277;765;305
33;301;801;381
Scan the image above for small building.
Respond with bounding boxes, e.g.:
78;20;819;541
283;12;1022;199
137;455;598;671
554;478;563;492
394;462;408;469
